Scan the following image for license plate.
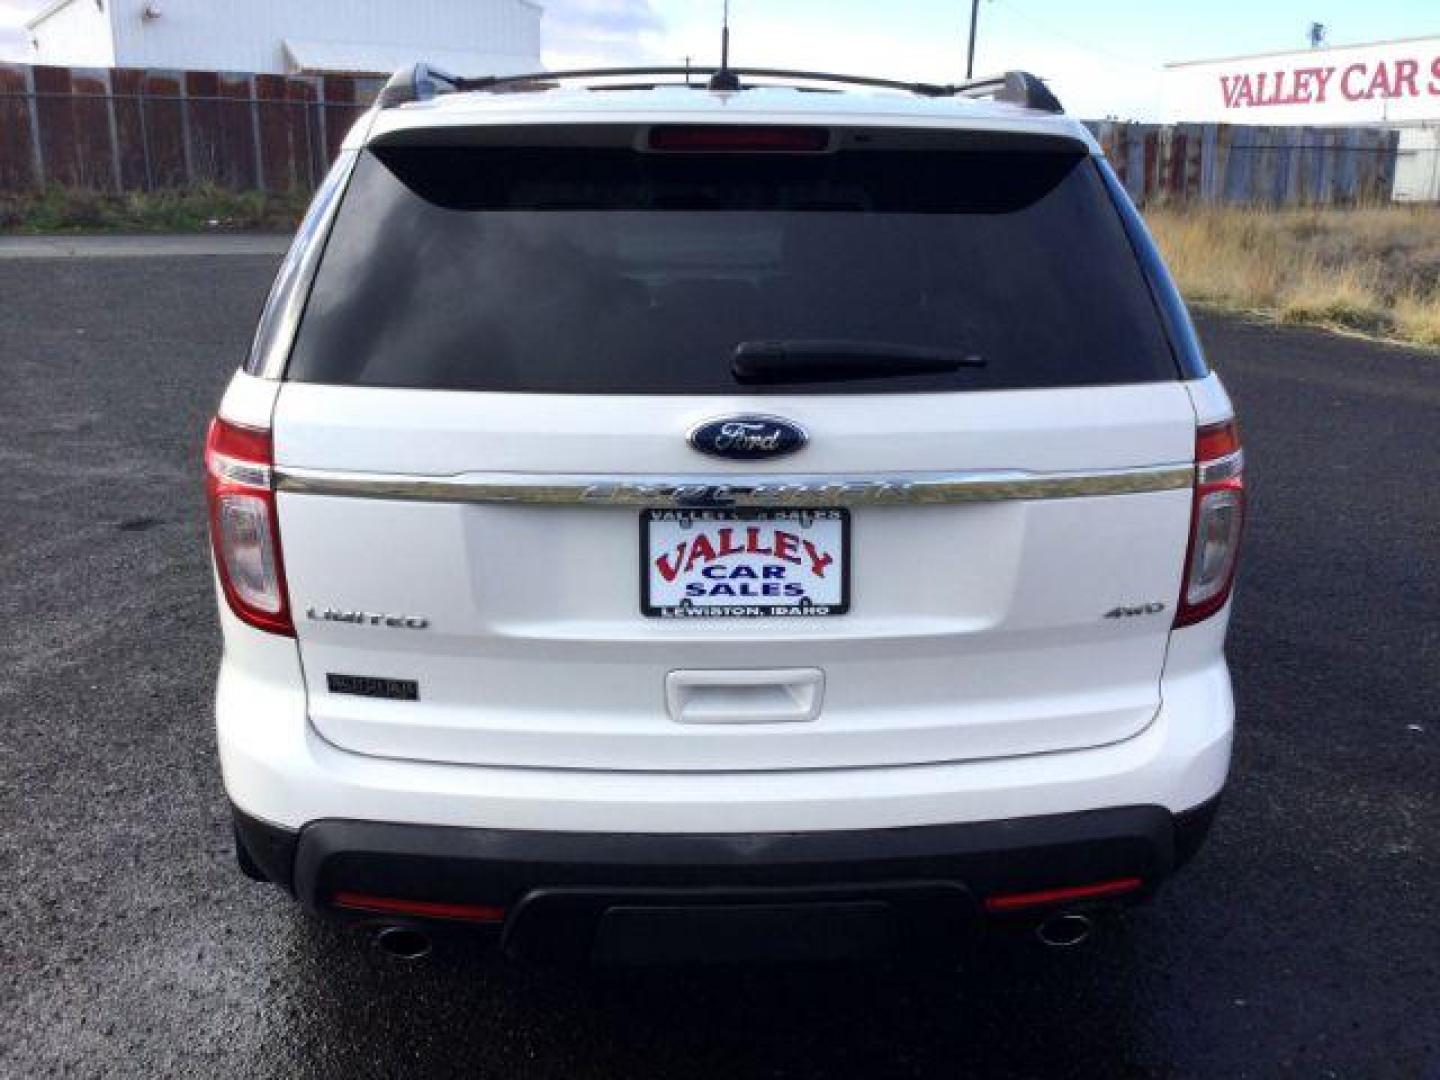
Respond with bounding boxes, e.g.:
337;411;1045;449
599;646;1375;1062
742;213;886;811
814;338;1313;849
641;508;850;618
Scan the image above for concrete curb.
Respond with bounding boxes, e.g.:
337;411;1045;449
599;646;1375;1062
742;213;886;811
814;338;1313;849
0;234;292;258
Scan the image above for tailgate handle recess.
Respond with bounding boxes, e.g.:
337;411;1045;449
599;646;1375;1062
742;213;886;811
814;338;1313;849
665;669;824;725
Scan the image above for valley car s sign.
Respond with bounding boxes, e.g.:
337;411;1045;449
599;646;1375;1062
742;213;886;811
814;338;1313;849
1163;36;1440;125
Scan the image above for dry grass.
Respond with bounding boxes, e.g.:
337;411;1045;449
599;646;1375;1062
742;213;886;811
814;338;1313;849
1393;291;1440;347
1145;204;1440;349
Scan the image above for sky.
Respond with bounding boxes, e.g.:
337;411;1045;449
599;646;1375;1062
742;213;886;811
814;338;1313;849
1;0;1436;119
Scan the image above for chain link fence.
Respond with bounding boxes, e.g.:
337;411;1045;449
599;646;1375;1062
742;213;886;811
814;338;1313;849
0;63;381;193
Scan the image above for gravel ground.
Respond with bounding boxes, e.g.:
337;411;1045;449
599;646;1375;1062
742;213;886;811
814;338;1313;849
0;252;1435;1079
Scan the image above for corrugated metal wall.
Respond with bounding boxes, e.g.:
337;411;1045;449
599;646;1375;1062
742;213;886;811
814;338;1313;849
1394;127;1440;202
1087;122;1401;206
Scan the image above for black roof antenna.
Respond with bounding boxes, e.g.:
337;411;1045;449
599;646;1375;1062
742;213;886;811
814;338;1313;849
709;0;741;91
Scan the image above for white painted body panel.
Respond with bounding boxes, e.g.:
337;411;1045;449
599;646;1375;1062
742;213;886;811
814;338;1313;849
215;600;1231;833
1186;370;1237;426
212;87;1237;840
216;370;280;430
272;382;1189;476
361;85;1100;151
269;382;1199;772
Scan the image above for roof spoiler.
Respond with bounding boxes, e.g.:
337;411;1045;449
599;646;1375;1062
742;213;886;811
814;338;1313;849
957;71;1063;114
377;63;462;109
376;64;1063;114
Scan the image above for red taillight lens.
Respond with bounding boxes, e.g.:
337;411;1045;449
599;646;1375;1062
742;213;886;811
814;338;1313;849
647;124;831;153
204;417;293;636
1176;419;1245;628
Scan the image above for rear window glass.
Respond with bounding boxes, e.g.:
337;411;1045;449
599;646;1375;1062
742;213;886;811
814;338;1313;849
285;142;1177;393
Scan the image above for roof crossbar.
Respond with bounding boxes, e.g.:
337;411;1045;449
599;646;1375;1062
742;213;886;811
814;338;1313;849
377;64;1064;114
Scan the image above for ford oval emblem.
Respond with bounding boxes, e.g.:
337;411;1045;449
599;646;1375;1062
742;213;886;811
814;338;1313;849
688;415;808;460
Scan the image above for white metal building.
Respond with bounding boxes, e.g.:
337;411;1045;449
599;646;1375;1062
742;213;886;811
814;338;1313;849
23;0;542;78
1163;35;1440;201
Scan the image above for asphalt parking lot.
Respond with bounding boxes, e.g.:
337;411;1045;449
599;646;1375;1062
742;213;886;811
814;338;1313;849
1;249;1436;1079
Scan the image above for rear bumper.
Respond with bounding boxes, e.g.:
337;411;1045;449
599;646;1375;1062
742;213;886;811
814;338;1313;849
235;797;1220;961
217;614;1233;836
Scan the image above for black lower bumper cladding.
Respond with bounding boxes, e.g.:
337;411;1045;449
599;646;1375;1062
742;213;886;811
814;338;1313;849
233;799;1220;963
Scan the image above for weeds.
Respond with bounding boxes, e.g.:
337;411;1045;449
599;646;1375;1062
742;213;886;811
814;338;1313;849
0;185;309;234
1145;204;1440;350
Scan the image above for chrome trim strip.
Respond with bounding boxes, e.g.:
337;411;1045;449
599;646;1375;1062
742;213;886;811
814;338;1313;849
273;463;1195;507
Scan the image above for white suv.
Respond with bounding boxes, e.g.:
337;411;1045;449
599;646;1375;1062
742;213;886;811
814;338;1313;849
207;66;1244;963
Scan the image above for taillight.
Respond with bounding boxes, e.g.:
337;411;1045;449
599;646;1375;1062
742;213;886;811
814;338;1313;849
204;417;293;636
1176;419;1245;628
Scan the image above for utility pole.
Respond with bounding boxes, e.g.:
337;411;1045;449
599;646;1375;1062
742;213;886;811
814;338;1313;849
966;0;980;79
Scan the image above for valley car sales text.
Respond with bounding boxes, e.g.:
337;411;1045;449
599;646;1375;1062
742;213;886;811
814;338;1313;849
1218;52;1440;110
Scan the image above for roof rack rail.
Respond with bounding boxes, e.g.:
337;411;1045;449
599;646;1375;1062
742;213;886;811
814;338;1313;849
375;64;1063;114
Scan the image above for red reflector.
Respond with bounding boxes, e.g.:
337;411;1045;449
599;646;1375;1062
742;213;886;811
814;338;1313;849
648;125;830;153
983;877;1143;913
332;892;507;924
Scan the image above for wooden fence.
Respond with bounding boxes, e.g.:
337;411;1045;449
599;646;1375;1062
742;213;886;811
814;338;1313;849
0;62;380;193
0;63;1406;205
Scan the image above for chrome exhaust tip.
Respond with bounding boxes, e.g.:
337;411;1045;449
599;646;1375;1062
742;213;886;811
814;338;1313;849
1035;912;1093;948
373;925;432;961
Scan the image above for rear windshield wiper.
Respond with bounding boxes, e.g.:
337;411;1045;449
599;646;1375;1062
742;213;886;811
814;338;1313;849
732;340;986;384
